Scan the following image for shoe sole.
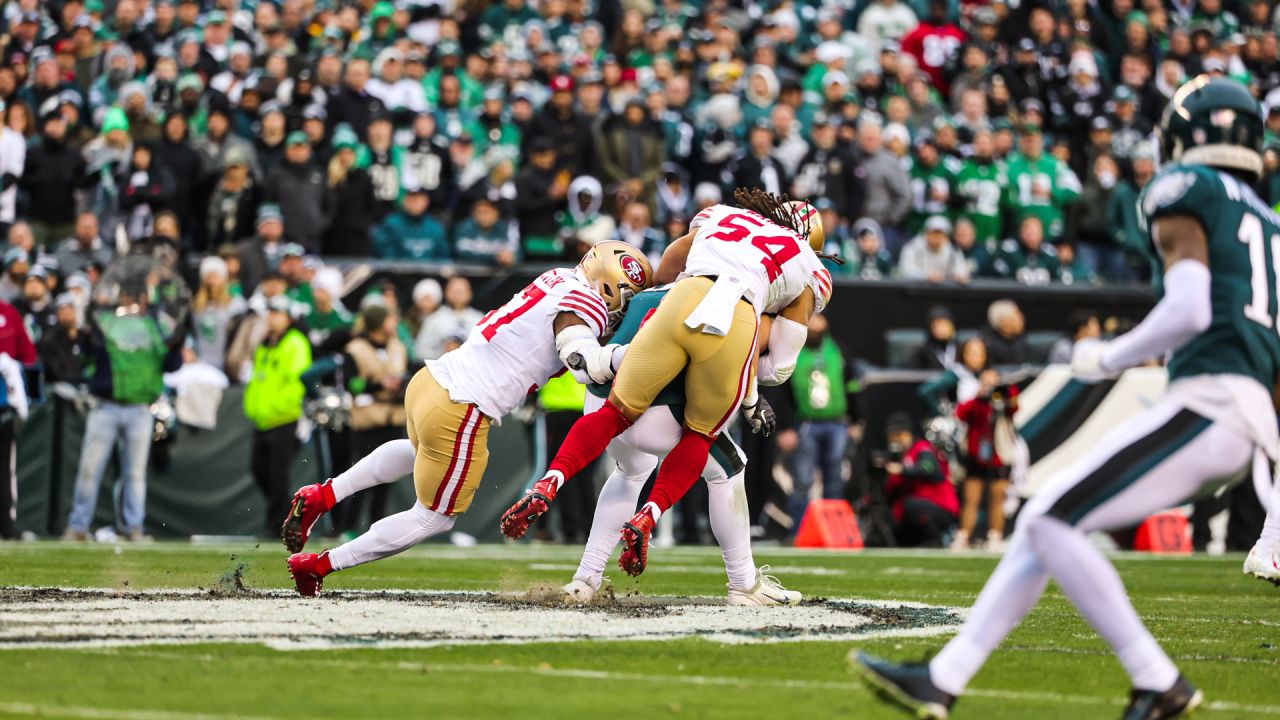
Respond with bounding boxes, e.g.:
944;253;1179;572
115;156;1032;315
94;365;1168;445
500;494;549;540
281;494;310;554
848;650;949;720
1176;689;1204;718
619;523;647;576
1246;570;1280;587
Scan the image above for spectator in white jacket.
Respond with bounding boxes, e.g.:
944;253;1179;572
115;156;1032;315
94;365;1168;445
414;276;483;361
0;100;26;240
898;215;971;284
856;0;918;54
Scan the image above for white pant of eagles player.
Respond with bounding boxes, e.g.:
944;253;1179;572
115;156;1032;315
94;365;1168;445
930;375;1269;697
566;394;801;606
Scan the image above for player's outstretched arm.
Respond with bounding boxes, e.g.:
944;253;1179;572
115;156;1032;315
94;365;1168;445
655;232;694;284
1073;215;1211;379
758;288;815;386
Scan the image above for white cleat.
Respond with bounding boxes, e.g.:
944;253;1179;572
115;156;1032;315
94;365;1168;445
1243;543;1280;586
562;579;597;604
727;566;802;606
985;530;1006;553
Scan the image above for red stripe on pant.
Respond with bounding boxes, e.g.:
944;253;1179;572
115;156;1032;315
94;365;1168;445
443;412;481;514
432;406;475;510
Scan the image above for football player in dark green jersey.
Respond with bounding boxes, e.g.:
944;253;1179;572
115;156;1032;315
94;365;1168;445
856;76;1277;720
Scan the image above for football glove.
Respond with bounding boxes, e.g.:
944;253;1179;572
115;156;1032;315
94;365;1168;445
740;395;776;437
1070;338;1116;382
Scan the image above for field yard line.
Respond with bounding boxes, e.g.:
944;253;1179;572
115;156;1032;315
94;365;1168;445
0;702;279;720
110;651;1280;716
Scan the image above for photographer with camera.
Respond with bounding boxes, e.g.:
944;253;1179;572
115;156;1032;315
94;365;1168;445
951;360;1019;552
879;413;958;548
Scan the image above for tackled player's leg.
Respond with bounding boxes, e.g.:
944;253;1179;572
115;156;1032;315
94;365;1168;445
855;393;1251;719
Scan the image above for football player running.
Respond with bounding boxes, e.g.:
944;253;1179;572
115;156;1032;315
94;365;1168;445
501;188;833;578
855;76;1280;720
281;241;653;596
562;286;801;606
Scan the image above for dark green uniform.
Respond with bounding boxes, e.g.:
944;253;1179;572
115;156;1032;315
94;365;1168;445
1141;164;1280;388
587;287;743;476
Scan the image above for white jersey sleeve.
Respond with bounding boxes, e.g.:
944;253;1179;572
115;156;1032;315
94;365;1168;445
426;268;608;419
684;204;827;315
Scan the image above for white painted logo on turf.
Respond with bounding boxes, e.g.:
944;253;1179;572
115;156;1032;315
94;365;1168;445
0;589;963;651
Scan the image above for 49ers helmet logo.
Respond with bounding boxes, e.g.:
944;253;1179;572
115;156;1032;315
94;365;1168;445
620;255;647;286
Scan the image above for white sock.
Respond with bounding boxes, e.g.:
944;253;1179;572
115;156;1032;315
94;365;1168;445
1260;480;1280;545
1025;515;1179;692
707;471;756;591
330;439;416;504
574;467;647;589
930;533;1049;696
327;501;454;572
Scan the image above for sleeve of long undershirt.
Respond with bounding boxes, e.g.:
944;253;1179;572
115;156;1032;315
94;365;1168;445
1100;258;1211;373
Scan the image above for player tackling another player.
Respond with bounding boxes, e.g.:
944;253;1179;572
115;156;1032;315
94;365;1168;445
500;189;833;578
280;241;653;595
855;76;1280;720
563;286;800;606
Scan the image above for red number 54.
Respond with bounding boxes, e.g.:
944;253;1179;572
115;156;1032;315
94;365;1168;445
708;212;800;282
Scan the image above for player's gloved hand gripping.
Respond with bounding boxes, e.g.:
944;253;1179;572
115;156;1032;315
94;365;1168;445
740;391;776;436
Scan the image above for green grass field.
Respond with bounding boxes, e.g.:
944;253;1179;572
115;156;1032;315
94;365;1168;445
0;541;1277;720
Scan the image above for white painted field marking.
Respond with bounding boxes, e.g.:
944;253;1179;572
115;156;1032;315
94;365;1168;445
0;588;961;651
0;702;280;720
526;563;847;576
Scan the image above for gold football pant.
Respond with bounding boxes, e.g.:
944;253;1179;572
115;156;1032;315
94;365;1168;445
403;367;491;515
611;276;759;436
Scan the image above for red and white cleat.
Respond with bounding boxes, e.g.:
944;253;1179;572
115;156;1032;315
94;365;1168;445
282;481;335;553
500;476;559;539
287;552;331;597
619;509;657;577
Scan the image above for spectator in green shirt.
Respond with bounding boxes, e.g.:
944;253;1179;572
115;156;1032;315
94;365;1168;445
1004;123;1082;240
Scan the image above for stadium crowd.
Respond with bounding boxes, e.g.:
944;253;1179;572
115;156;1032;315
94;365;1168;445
0;0;1268;544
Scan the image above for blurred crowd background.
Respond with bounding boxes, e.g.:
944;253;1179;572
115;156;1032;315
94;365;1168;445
0;0;1266;548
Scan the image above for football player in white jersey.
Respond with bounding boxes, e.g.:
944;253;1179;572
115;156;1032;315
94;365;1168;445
500;188;834;577
281;242;653;596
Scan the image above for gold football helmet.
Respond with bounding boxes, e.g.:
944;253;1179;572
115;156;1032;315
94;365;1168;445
786;200;826;253
578;240;654;329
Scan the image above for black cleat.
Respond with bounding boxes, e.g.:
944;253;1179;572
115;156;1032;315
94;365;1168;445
1122;675;1203;720
850;651;955;719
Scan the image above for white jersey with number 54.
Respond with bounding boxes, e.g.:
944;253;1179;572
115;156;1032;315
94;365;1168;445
426;268;610;419
686;204;831;315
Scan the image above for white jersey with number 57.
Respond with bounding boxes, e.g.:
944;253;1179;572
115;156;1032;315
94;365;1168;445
686;204;831;315
426;268;610;420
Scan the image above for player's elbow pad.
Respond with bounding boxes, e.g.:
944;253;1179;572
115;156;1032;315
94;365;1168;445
556;324;615;384
758;316;808;386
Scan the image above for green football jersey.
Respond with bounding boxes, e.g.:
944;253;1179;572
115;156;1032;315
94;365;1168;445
1141;164;1280;389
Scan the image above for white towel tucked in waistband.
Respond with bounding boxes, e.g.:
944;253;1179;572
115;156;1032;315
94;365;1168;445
684;275;748;336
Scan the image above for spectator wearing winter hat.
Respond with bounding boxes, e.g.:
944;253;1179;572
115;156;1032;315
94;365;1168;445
403;278;441;362
191;255;247;374
21;110;89;246
194;98;259;181
14;265;55;344
899;216;970;284
306;268;354;353
323;125;376;258
205;145;261;251
366;47;427;124
415;276;481;362
38;292;89;384
372;186;449;261
844;218;894;280
55;213;115;278
453;197;518;266
236;204;286;295
855;118;912;253
526;74;597;178
1004;123;1081;241
363;111;403;222
265;131;333;253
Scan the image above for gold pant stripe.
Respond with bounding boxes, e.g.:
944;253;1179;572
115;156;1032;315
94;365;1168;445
404;367;491;516
612;276;760;436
